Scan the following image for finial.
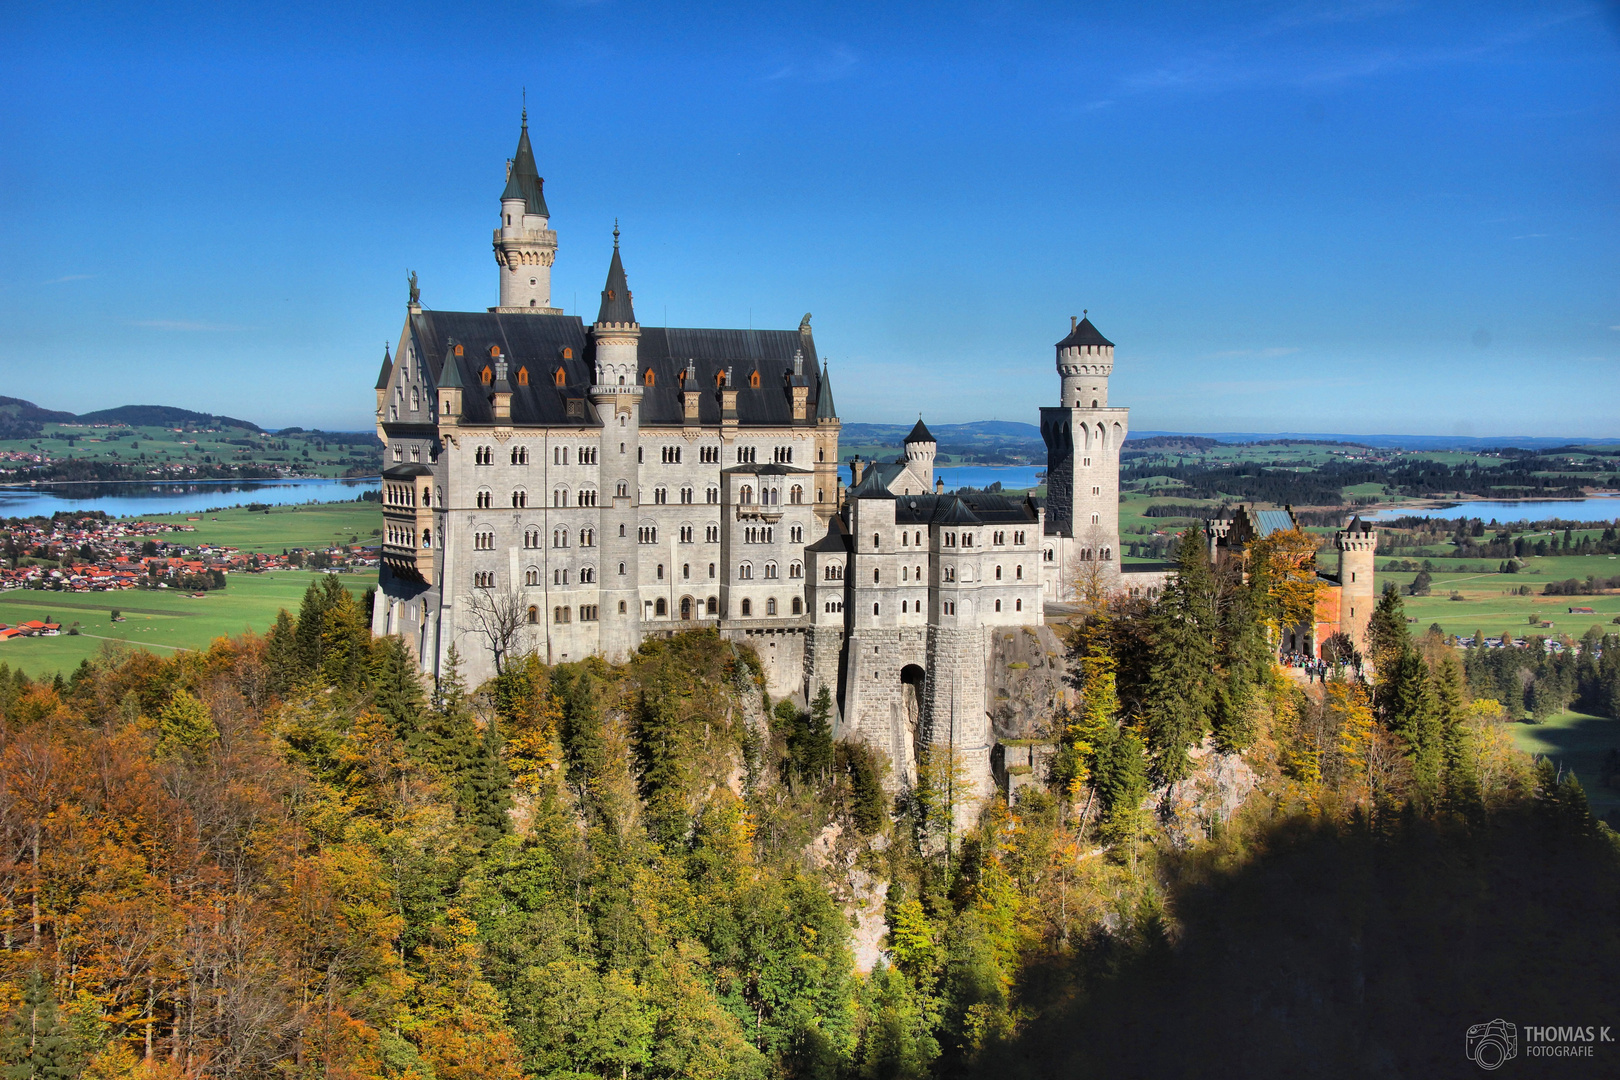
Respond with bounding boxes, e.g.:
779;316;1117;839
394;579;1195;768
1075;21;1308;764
1083;308;1088;317
613;219;620;247
1071;315;1077;332
521;88;527;125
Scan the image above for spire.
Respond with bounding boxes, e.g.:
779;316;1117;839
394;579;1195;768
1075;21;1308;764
437;345;466;388
815;361;838;420
1056;313;1113;349
501;109;549;217
595;226;636;325
903;417;935;444
374;343;394;390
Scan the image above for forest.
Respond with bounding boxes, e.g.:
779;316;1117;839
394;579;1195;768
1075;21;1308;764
0;534;1616;1080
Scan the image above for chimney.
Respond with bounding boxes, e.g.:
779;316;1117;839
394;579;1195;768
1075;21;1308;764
851;456;864;485
935;478;944;494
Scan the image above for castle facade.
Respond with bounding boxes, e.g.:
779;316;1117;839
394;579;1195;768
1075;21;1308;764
372;113;1156;799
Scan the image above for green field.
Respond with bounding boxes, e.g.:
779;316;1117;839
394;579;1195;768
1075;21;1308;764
0;569;376;680
140;501;383;553
1381;563;1620;641
1511;710;1620;822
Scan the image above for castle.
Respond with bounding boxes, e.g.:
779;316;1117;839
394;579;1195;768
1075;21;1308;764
371;112;1373;800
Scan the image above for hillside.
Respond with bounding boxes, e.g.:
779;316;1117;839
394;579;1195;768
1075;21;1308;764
75;404;262;431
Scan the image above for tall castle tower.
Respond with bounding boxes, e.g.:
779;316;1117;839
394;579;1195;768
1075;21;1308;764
493;110;561;314
590;228;643;661
1335;518;1378;650
1040;315;1128;594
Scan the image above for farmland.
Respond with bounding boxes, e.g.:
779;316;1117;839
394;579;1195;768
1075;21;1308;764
0;568;377;680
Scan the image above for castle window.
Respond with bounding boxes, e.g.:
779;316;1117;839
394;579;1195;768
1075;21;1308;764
872;533;880;550
740;485;754;504
1045;548;1054;562
943;601;956;615
994;531;1004;545
562;347;573;360
577;488;597;507
476;490;493;509
512;490;527;508
619;563;626;575
995;599;1002;612
789;561;802;579
581;566;595;583
554;606;571;624
790;525;803;543
616;481;628;498
944;567;955;582
792;597;803;615
749;369;760;388
680;597;692;619
902;532;908;547
518;367;529;386
655;598;667;616
739;562;753;580
553;527;569;548
709;563;716;578
657;564;665;580
481;366;493;385
422;529;431;548
1015;531;1025;544
552;367;567;387
524;528;539;548
680;486;693;504
682;563;690;579
1091;513;1100;525
740;599;753;616
1016;565;1023;580
553;488;568;507
553;569;567;585
527;606;538;624
790;485;803;504
474;571;494;588
644;368;655;387
639;526;658;544
873;568;880;584
680;525;693;543
620;601;627;613
765;562;779;579
513;446;529;465
475;446;493;465
901;600;907;613
995;565;1002;580
454;344;464;356
873;603;880;616
525;568;540;587
706;524;720;543
963;534;973;548
580;605;598;621
654;487;667;504
825;564;843;581
1015;598;1023;611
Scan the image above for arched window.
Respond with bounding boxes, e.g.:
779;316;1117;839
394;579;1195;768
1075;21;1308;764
553;527;568;548
421;529;431;548
616;481;629;498
739;562;753;580
680;597;692;620
527;606;538;624
480;366;493;385
791;597;802;615
740;485;753;504
554;368;566;386
655;597;667;616
995;599;1002;612
525;568;540;586
749;369;760;388
707;596;718;615
789;561;803;579
741;599;752;616
766;598;777;616
765;562;778;579
512;490;527;508
790;485;803;504
476;490;492;509
1015;598;1023;611
517;367;529;386
643;368;655;386
873;533;880;549
995;565;1002;580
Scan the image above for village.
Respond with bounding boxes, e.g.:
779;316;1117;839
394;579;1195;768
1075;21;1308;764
0;511;378;643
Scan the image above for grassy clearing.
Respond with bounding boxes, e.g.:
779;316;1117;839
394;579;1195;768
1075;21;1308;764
0;569;376;679
1377;570;1620;640
1510;710;1620;822
139;502;382;553
1;423;376;478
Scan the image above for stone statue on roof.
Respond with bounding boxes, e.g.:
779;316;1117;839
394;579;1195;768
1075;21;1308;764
407;270;420;306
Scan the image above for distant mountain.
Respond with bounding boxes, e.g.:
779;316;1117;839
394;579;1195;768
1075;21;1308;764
1129;431;1620;451
0;396;83;438
74;405;262;431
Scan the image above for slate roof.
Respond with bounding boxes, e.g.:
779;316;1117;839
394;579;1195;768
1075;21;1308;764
816;362;838;420
374;345;393;390
500;113;549;217
720;462;810;476
903;418;936;444
1250;508;1298;537
806;515;852;553
1056;315;1113;349
848;462;902;500
891;492;1040;526
407;310;826;428
596;232;636;325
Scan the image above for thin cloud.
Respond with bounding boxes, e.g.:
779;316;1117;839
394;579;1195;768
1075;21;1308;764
1208;346;1302;359
42;274;94;284
764;44;857;83
131;320;250;332
1510;233;1547;240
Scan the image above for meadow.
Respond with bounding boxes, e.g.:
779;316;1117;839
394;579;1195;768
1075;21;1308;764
1511;710;1620;822
0;568;377;680
2;422;377;478
142;500;382;552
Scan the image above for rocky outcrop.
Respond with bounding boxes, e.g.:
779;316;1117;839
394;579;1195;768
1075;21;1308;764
985;625;1071;742
1156;736;1258;847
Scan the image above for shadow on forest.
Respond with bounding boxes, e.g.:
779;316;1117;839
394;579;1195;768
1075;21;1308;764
972;805;1620;1080
1513;715;1620;823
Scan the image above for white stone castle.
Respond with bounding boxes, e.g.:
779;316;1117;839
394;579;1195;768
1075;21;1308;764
372;112;1147;797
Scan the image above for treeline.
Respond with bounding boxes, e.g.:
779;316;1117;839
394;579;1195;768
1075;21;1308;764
4;460;281;483
1462;627;1620;721
1123;457;1597;507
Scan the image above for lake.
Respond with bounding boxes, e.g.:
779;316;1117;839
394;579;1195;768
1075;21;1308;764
934;465;1044;492
0;477;379;520
1367;496;1620;524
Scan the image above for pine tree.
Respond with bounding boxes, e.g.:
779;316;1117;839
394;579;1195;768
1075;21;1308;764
424;646;512;842
368;634;429;744
0;971;76;1080
1386;649;1442;798
1142;527;1217;782
1433;655;1478;808
263;608;301;691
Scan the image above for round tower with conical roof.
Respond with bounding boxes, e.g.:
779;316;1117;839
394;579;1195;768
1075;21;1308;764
902;418;937;491
493;110;561;313
590;228;644;662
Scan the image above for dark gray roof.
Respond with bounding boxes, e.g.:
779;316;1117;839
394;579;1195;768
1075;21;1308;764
436;345;466;389
848;463;899;500
816;362;837;420
1056;316;1113;349
806;514;852;553
720;462;811;475
903;418;935;444
892;491;1040;526
596;232;636;325
500;113;549;217
408;310;826;428
382;463;434;479
374;345;393;390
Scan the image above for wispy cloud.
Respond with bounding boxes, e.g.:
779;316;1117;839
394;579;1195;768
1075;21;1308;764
131;320;249;332
765;44;857;83
1208;346;1302;359
1510;233;1547;240
42;274;94;284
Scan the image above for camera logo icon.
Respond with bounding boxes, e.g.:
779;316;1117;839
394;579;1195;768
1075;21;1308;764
1466;1019;1518;1071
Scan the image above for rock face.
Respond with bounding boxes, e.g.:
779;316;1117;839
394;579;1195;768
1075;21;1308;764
1157;737;1258;847
985;625;1071;742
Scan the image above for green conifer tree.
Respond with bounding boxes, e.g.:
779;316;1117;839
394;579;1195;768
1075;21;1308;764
1142;527;1217;782
0;971;76;1080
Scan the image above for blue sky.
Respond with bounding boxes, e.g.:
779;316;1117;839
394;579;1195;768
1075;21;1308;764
2;1;1617;435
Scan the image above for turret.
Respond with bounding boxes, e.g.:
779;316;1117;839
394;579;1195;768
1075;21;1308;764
436;343;465;426
589;228;643;662
814;361;841;522
903;417;937;491
1056;314;1114;409
492;109;560;313
1335;517;1378;650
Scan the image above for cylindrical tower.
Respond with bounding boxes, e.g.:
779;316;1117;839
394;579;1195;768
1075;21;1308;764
492;110;560;313
591;230;642;661
1057;314;1114;408
1335;518;1378;651
902;418;937;491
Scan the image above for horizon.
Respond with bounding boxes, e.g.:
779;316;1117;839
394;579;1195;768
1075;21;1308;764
2;2;1616;434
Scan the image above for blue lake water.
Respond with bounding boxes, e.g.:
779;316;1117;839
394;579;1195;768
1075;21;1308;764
933;465;1044;492
1367;496;1620;524
0;477;379;520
